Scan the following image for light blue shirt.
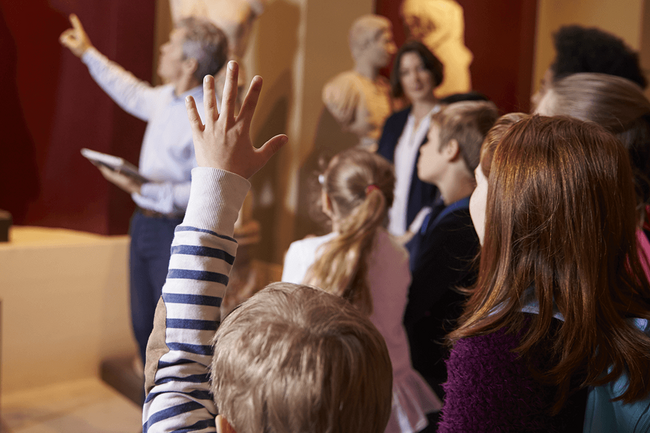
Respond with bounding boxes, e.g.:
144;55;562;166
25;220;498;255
515;287;650;433
83;47;208;215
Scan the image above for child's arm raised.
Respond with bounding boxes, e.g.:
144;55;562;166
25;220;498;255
141;61;286;433
187;61;287;177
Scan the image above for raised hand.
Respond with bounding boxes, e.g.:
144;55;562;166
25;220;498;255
59;14;92;58
185;61;287;179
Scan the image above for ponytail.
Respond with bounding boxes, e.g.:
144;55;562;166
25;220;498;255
304;150;395;316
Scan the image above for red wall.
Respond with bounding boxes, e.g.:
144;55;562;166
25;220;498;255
376;0;538;114
0;0;155;234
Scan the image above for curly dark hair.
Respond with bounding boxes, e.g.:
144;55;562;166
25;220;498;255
551;25;647;88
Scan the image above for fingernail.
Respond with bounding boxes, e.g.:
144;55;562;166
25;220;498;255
204;75;210;83
185;95;192;103
228;61;235;70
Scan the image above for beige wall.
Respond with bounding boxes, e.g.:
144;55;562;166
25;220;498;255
533;0;646;96
249;0;374;262
238;0;376;262
1;228;135;395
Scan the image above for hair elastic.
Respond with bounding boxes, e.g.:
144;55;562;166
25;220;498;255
365;184;380;196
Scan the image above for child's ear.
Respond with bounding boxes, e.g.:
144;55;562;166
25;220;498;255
443;139;461;161
216;415;237;433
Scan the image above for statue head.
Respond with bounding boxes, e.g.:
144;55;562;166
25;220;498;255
400;0;460;46
170;0;268;59
208;0;266;58
349;15;396;69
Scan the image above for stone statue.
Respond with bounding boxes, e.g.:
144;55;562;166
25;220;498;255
322;15;396;151
401;0;472;98
169;0;265;59
169;0;268;102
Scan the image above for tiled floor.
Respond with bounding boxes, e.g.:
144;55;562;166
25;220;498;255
2;378;142;433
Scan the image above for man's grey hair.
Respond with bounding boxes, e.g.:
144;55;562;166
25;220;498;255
177;17;229;83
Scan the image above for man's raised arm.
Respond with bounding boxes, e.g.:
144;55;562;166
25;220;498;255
59;13;157;121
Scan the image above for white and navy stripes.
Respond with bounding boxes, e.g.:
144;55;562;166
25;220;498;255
142;168;251;433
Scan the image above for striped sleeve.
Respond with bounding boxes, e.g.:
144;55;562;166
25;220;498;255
142;167;250;433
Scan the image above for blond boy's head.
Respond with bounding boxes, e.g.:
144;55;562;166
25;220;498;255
211;282;393;433
418;100;498;186
434;101;499;172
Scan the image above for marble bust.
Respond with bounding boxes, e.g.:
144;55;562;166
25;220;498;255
322;15;396;151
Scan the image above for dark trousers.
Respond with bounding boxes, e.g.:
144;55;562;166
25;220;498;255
129;210;183;364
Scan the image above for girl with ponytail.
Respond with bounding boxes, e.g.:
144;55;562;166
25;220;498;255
282;148;441;433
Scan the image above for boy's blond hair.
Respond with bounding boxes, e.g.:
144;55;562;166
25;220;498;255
433;100;499;172
211;282;393;433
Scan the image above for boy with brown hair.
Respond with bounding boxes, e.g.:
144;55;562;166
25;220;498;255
142;62;393;433
403;101;498;420
212;282;392;433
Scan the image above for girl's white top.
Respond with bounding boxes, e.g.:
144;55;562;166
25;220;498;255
282;229;442;433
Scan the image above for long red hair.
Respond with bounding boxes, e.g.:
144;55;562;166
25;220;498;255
451;115;650;408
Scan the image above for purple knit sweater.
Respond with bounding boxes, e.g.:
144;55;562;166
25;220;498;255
438;317;587;432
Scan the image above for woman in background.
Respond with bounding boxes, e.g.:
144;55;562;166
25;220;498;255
377;41;443;239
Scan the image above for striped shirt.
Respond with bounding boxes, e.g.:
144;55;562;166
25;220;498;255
142;167;250;432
